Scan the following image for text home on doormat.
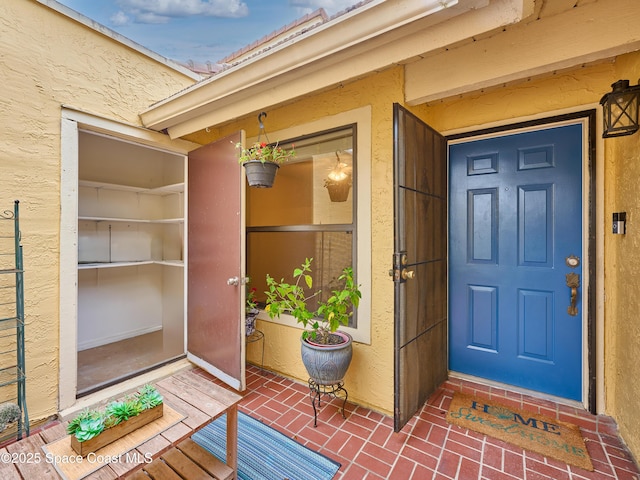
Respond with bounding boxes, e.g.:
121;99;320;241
446;392;593;471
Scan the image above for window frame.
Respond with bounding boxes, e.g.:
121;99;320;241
249;107;371;344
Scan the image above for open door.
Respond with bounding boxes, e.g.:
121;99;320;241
187;132;246;391
393;105;447;431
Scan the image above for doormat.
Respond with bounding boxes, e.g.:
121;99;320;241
446;392;593;471
193;411;341;480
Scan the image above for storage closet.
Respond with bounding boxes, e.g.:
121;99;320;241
77;131;186;395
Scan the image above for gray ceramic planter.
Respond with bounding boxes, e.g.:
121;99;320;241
300;331;353;385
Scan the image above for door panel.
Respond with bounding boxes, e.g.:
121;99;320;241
393;105;448;431
187;132;246;391
449;123;583;400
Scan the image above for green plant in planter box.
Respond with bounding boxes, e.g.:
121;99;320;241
66;409;105;442
105;398;143;426
265;258;361;345
137;384;164;410
66;385;163;442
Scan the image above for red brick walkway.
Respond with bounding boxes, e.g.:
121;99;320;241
7;364;639;479
205;365;640;480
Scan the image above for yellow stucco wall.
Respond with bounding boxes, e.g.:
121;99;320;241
602;52;640;461
187;67;404;415
1;0;196;422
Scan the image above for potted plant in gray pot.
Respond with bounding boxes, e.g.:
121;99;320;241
236;141;295;188
264;258;361;385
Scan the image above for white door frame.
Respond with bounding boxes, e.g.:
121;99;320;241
59;107;197;411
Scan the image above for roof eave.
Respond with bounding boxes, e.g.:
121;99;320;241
140;0;530;138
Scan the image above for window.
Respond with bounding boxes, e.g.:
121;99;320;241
247;125;357;325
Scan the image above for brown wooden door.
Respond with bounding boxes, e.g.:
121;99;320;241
187;132;246;391
393;105;447;431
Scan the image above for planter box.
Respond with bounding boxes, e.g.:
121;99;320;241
70;404;163;456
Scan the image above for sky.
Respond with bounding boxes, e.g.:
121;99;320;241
56;0;363;65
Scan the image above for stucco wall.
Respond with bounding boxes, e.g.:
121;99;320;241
419;55;640;464
603;52;640;462
0;0;196;421
187;67;404;415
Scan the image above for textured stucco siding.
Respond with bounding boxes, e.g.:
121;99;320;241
0;0;195;421
604;52;640;463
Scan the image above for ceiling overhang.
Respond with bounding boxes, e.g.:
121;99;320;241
405;0;640;105
141;0;536;139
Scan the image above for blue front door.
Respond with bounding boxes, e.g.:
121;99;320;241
449;123;583;400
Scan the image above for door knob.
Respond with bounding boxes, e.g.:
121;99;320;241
227;277;239;286
401;269;415;280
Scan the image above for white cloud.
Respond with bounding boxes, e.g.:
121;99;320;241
289;0;363;16
110;11;130;26
115;0;249;24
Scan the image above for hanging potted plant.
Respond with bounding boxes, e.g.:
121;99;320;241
236;141;295;188
265;258;361;385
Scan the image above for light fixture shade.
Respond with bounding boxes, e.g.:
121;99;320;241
600;80;640;138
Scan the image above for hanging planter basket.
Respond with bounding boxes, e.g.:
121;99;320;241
326;182;351;202
242;160;280;188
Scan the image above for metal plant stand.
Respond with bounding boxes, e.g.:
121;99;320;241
308;379;348;427
0;201;29;442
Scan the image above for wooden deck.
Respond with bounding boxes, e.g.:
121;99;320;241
0;368;241;480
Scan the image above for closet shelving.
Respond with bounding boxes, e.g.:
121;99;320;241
76;130;186;391
77;179;184;268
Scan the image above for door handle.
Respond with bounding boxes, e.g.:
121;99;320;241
565;273;580;316
227;277;239;286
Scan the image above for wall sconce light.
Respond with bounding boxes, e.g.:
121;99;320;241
327;153;349;183
600;79;640;138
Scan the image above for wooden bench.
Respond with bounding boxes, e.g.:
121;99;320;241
126;438;234;480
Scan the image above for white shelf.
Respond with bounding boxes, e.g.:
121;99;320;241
79;216;184;224
78;260;184;270
157;260;184;267
79;180;184;195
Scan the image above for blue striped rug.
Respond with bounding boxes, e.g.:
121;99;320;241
192;412;341;480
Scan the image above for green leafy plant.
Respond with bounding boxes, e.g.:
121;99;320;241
246;283;258;312
67;384;164;442
136;384;163;410
236;141;295;165
66;409;105;442
265;258;361;344
105;398;143;426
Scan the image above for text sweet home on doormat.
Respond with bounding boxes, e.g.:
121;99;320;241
446;392;593;471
